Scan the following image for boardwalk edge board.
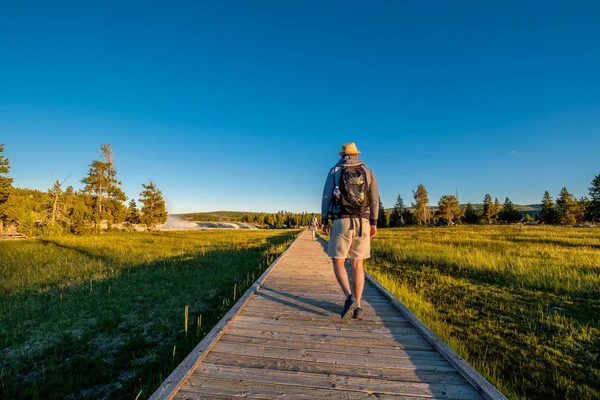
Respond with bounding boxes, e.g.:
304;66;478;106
364;269;507;400
148;232;299;400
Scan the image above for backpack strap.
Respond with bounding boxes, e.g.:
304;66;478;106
333;166;340;187
328;167;340;217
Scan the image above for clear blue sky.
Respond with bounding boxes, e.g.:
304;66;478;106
1;1;599;213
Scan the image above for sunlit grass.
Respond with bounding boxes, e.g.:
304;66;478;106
0;230;298;400
367;225;600;400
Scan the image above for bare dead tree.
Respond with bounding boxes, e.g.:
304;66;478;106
50;173;70;225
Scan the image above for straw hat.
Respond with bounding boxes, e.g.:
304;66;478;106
339;142;361;156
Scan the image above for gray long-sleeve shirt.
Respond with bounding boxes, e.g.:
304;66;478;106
321;158;379;225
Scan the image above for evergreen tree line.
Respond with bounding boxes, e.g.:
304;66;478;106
377;175;600;228
240;211;321;228
0;143;168;235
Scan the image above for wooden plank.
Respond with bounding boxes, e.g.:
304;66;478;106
148;233;298;400
229;320;425;340
265;275;341;282
259;286;380;295
259;287;382;296
260;286;381;296
255;289;393;303
365;270;507;400
246;296;403;315
176;378;427;399
234;315;419;335
247;300;400;315
268;270;336;275
240;310;404;324
217;334;441;361
210;341;453;371
243;296;402;317
226;326;435;350
253;288;397;308
241;304;405;318
205;351;466;384
244;303;403;319
188;363;483;399
235;312;411;328
262;281;380;290
254;293;389;305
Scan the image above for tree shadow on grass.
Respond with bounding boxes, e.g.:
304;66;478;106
40;238;116;265
374;249;594;299
1;232;295;400
503;236;600;250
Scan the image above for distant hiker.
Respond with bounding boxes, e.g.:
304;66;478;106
321;142;379;320
308;213;319;240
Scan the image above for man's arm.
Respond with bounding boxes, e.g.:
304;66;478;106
321;168;335;225
368;169;379;226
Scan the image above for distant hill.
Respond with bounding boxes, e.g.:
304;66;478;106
515;204;543;213
175;210;321;223
461;203;541;212
175;211;252;222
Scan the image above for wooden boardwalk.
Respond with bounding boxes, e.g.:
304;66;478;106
151;231;505;400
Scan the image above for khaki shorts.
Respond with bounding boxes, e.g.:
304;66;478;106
328;218;371;260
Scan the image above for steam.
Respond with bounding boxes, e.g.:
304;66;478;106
160;215;260;230
162;215;198;229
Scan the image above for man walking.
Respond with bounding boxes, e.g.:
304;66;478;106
308;213;319;240
321;143;379;319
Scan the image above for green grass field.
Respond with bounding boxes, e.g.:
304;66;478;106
366;225;600;400
0;230;297;400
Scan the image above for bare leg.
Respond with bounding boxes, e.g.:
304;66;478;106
332;258;352;297
351;258;364;308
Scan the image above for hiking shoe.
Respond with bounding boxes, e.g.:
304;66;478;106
353;307;363;320
341;294;358;319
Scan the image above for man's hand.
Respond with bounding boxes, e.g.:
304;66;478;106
370;225;377;238
321;224;330;235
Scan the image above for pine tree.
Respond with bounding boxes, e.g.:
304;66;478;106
81;144;126;227
540;191;558;224
68;192;95;234
265;214;276;227
48;177;69;226
556;187;576;225
0;144;14;231
462;202;479;224
589;172;600;221
0;144;12;206
401;209;416;225
139;180;168;229
480;194;494;224
492;198;501;222
574;197;591;224
389;195;405;227
377;199;388;228
437;194;462;225
413;184;430;225
498;197;522;223
125;199;140;224
61;186;77;230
